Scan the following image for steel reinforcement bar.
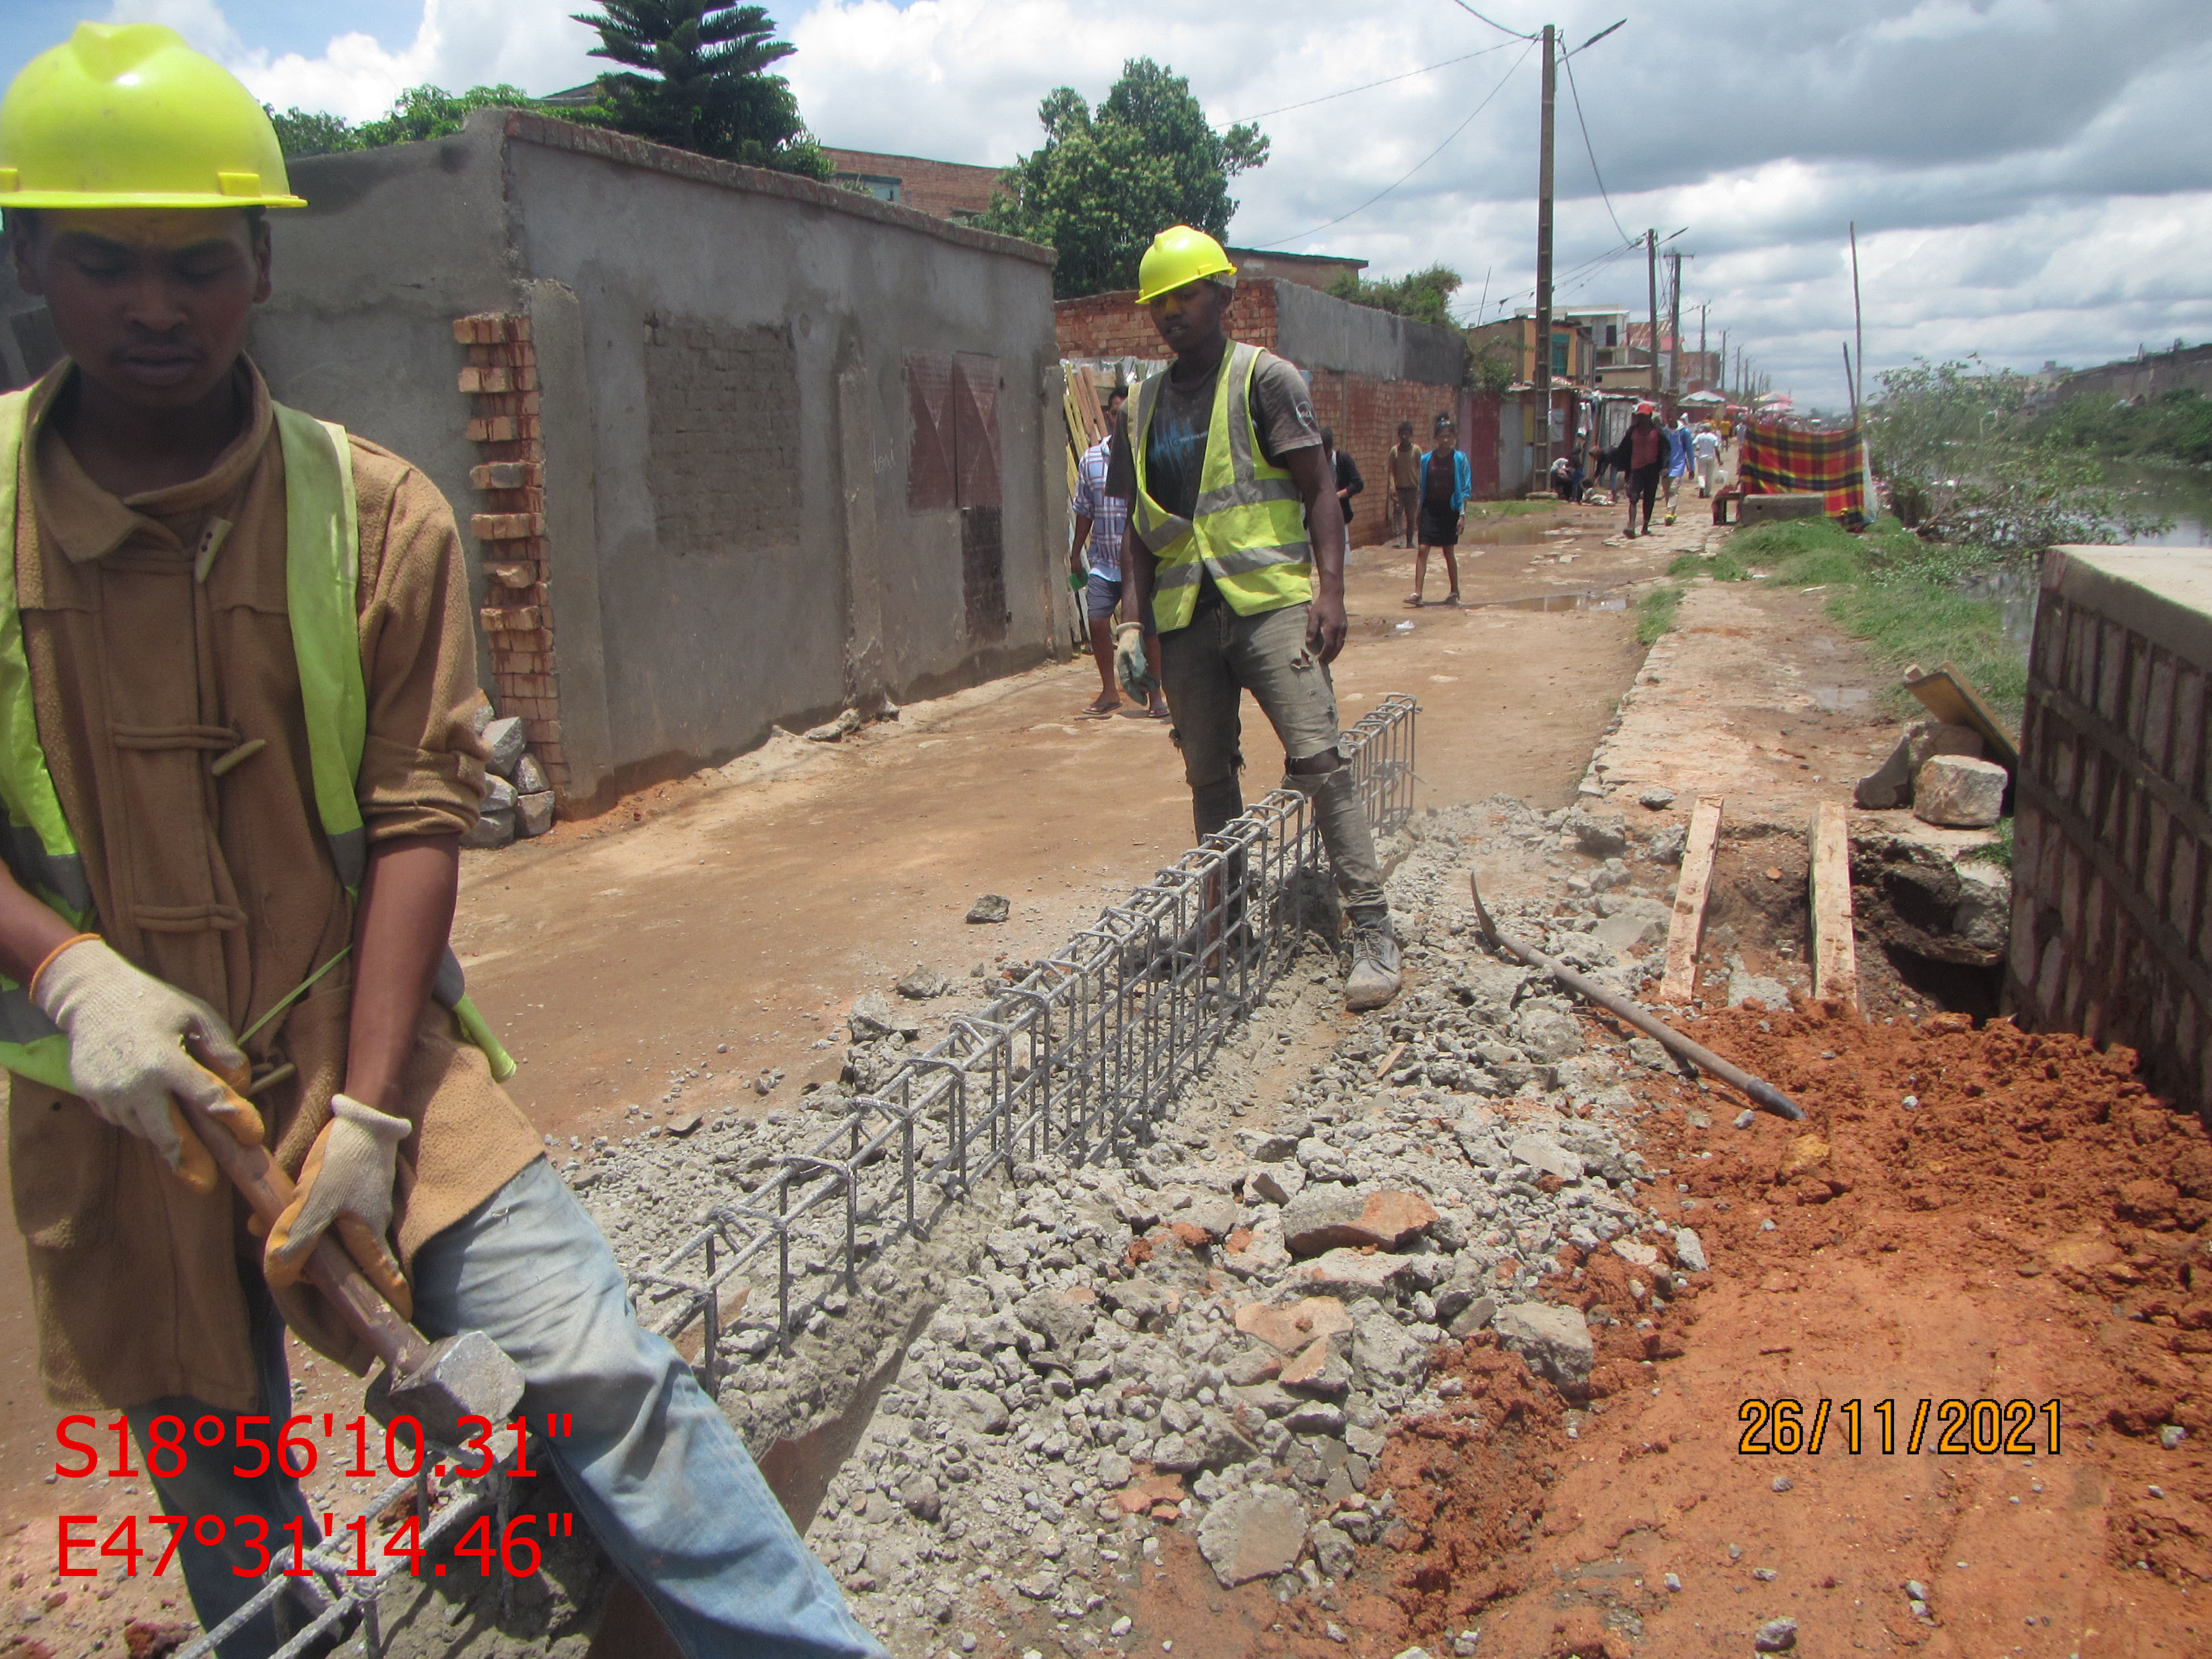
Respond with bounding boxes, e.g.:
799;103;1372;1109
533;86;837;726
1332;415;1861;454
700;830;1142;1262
203;692;1416;1659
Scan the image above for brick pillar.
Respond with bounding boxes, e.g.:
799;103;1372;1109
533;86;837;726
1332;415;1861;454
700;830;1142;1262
453;313;569;802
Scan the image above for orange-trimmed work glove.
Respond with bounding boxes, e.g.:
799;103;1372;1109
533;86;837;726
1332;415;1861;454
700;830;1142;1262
29;935;260;1193
259;1093;413;1318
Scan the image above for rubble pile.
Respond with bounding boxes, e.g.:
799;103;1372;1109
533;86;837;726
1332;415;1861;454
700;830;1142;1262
563;797;1729;1657
463;702;558;846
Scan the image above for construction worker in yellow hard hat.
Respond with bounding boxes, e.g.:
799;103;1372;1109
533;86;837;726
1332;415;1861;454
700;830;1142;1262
1;25;881;1659
1105;224;1401;1013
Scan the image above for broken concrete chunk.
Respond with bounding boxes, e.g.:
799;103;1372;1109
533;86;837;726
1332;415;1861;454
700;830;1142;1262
1280;1189;1439;1256
512;750;549;795
1512;1005;1587;1061
484;773;517;812
1913;754;2007;828
1446;1295;1496;1337
848;993;919;1043
1908;719;1984;773
481;716;526;779
805;708;865;743
1637;785;1676;810
1012;1289;1095;1353
965;894;1011;924
1244;1164;1302;1206
1491;1301;1594;1387
1673;1226;1709;1272
1195;1483;1307;1587
515;790;556;838
1854;732;1917;810
1234;1296;1354;1354
461;803;515;850
1508;1134;1584;1181
895;964;949;1000
1293;1249;1416;1300
1567;808;1630;856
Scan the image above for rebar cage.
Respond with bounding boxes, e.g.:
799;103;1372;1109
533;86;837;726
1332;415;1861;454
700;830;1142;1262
187;692;1416;1658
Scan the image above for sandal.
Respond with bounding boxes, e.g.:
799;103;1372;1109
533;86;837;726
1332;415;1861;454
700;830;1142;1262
1081;694;1121;717
1443;592;1463;606
1402;594;1423;607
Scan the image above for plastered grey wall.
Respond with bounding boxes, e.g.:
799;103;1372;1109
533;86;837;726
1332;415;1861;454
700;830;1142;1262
1271;280;1467;388
503;125;1061;792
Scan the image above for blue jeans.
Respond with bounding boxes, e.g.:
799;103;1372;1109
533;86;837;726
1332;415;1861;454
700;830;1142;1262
129;1158;883;1659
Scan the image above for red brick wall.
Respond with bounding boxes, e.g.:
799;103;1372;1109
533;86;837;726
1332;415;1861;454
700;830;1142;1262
1055;284;1282;361
822;148;1002;220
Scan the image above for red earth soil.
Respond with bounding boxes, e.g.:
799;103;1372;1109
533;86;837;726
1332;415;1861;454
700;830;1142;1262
1262;1004;2212;1659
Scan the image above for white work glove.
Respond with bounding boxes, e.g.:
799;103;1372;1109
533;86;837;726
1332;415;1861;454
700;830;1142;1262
1114;623;1158;701
260;1092;413;1318
30;935;260;1191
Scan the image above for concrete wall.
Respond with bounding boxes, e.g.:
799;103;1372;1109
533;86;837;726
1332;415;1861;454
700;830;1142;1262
2008;546;2212;1113
2050;343;2212;409
4;112;1066;813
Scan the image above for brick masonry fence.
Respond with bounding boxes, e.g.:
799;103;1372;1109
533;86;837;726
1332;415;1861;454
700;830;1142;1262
453;312;570;801
2008;546;2211;1114
1055;286;1465;547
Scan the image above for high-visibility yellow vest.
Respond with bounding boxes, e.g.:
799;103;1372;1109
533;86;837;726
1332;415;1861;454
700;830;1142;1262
0;385;513;1089
1130;341;1313;633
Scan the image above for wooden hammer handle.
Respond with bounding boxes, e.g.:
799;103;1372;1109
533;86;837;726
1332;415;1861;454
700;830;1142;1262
174;1090;431;1375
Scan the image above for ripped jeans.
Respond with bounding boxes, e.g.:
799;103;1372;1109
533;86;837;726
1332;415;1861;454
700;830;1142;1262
1156;597;1387;924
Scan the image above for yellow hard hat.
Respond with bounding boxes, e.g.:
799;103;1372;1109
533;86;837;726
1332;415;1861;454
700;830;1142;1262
1135;225;1235;306
0;23;306;211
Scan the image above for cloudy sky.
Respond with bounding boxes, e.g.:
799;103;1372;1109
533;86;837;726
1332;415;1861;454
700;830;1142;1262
5;0;2207;408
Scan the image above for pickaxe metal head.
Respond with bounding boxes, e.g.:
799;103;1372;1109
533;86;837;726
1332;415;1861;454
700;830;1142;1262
363;1330;525;1447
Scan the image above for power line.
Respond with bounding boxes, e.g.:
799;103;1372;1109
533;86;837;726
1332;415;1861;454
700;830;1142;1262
1444;0;1539;40
1558;40;1629;244
1230;41;1517;123
1257;39;1535;247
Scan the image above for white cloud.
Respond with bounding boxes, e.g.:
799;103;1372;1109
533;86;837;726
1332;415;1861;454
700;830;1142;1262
104;0;242;58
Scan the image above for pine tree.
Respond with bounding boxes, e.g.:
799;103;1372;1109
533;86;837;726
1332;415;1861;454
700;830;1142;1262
572;0;827;176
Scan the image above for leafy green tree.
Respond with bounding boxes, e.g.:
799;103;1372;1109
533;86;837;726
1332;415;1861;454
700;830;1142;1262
268;86;556;158
1326;265;1460;329
571;0;827;176
1866;357;2167;550
2029;386;2212;466
979;59;1268;299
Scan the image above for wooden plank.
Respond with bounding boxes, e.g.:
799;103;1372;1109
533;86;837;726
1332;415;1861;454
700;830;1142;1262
1809;800;1860;1009
1659;796;1725;1005
1903;661;2020;774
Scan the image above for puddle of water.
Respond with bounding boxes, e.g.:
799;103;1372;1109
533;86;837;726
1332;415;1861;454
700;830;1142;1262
1810;685;1871;711
1478;591;1629;614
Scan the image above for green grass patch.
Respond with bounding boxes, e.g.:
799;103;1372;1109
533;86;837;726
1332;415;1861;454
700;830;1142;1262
1728;515;2030;729
1635;584;1684;645
1464;499;1562;519
1668;550;1753;582
1961;818;2015;870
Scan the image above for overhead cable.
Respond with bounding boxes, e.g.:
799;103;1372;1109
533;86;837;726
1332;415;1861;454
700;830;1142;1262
1255;39;1534;247
1444;0;1539;39
1230;41;1517;123
1559;43;1631;244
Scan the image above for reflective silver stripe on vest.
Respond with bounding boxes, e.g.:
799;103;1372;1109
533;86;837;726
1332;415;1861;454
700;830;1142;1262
327;827;367;891
0;987;59;1046
0;822;91;917
1154;561;1203;589
1193;475;1301;517
1207;541;1311;578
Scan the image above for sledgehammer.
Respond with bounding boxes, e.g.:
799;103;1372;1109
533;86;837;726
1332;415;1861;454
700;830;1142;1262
174;1083;525;1446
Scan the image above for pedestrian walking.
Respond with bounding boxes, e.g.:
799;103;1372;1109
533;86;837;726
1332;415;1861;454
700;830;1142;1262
1663;411;1692;525
1321;426;1364;529
1107;225;1400;1014
1610;401;1665;537
1693;421;1721;497
1071;430;1166;718
1387;419;1421;548
0;27;883;1659
1410;418;1471;607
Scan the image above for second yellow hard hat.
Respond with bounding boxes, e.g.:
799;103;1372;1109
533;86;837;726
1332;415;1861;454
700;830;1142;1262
0;23;306;211
1136;226;1236;306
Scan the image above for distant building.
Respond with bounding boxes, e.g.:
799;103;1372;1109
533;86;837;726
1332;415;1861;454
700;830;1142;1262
1224;247;1368;292
822;147;1003;222
1470;312;1604;386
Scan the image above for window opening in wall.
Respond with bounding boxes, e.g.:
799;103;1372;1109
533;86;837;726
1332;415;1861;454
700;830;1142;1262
838;174;902;204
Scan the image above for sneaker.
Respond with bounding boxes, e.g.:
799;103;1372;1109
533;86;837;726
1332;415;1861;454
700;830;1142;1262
1344;921;1402;1011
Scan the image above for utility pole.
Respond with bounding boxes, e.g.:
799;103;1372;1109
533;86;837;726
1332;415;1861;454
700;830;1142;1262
1699;304;1708;392
1666;249;1683;399
1849;220;1866;418
1646;228;1660;399
1530;22;1557;493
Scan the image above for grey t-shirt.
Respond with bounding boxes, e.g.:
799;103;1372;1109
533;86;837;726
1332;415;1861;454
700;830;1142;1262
1104;348;1322;545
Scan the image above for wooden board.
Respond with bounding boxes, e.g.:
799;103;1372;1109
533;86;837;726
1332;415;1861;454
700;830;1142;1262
1660;796;1725;1005
1809;800;1860;1009
1904;661;2020;775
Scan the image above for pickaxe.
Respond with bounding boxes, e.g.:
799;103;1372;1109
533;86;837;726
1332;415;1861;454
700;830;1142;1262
175;1085;525;1446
